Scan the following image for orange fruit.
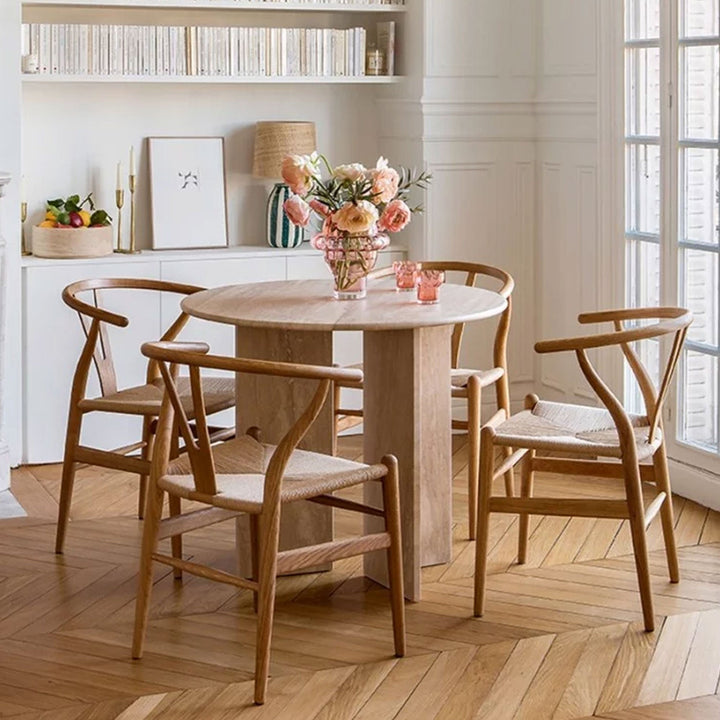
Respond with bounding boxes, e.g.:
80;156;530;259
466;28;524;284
39;220;58;228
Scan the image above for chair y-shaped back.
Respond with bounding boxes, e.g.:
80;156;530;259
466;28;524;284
56;278;235;554
473;306;692;631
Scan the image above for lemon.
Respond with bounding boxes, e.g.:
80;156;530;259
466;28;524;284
78;210;91;227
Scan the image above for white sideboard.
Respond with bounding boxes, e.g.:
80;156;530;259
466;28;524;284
22;244;403;463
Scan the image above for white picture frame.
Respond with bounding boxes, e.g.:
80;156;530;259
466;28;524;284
148;136;228;250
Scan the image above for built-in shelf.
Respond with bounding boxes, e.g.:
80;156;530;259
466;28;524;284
22;73;401;83
20;243;407;267
22;0;407;11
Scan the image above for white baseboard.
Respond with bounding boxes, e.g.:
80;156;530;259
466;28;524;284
668;458;720;511
0;443;9;492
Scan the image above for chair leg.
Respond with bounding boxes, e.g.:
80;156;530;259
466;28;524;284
652;443;680;583
169;494;183;581
250;514;260;613
138;417;154;520
467;376;481;540
474;427;496;617
332;380;341;456
496;373;515;497
624;460;655;632
381;455;406;657
132;482;164;659
518;448;535;564
254;511;280;705
55;408;83;554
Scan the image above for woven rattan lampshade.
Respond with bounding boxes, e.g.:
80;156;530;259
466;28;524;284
252;121;317;179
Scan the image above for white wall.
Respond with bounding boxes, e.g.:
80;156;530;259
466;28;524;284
535;0;604;404
0;0;23;483
379;0;538;411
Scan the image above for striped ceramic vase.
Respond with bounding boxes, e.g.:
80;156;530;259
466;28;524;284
266;183;303;248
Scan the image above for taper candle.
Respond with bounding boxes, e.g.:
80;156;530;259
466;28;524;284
20;175;25;203
116;162;122;191
129;146;135;176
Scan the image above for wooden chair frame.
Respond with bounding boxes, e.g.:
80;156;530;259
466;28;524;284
56;278;234;554
334;260;515;539
473;307;692;632
132;341;406;705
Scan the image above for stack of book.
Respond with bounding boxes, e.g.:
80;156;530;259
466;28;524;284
21;23;370;77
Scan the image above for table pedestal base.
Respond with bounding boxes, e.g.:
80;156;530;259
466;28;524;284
362;326;453;601
234;327;334;575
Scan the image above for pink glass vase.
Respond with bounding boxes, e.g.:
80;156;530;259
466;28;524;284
311;232;390;300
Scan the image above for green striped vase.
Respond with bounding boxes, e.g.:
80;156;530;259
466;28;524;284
266;183;303;249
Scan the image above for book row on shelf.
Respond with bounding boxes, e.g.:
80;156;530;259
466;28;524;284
246;0;403;3
235;0;402;3
21;23;386;77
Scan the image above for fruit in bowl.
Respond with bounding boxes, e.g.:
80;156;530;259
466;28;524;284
33;193;114;259
38;193;111;229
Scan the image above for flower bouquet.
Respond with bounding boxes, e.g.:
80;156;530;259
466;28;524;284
281;153;431;299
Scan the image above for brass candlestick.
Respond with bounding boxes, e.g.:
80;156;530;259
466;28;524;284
20;201;31;256
115;174;140;254
129;173;138;253
114;189;124;252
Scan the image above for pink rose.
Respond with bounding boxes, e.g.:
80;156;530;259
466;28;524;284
309;198;331;218
370;165;400;204
377;199;411;233
283;195;311;227
281;154;318;196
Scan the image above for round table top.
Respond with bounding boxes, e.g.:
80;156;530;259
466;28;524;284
182;279;507;332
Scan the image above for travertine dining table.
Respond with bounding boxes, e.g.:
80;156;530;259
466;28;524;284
182;278;507;600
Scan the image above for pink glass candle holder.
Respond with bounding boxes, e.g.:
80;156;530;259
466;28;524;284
416;269;444;304
393;260;418;291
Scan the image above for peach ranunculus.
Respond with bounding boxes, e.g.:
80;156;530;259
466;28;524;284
332;163;367;183
281;154;319;196
377;199;411;233
283;195;311;227
333;200;379;235
370;157;400;204
309;198;331;218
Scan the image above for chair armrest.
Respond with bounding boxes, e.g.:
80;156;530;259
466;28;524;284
62;286;128;327
578;307;690;325
536;309;692;354
142;341;364;385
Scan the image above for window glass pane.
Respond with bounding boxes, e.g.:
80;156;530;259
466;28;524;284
627;144;662;234
682;0;719;38
628;0;661;39
681;45;719;140
627;47;661;136
680;349;719;450
683;248;719;345
628;239;661;306
680;147;719;245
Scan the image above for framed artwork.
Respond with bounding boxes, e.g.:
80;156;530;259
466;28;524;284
148;136;228;250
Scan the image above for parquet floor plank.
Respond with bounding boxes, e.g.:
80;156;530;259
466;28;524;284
393;647;477;720
474;634;555;720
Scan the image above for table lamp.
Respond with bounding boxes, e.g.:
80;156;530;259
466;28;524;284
252;121;317;248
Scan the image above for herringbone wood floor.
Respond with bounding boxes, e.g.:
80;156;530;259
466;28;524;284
4;435;720;719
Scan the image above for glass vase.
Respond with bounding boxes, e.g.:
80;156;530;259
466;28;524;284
311;233;389;300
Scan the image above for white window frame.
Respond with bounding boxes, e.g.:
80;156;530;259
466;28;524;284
620;0;720;477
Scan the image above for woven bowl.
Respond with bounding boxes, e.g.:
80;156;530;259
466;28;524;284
32;225;113;259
